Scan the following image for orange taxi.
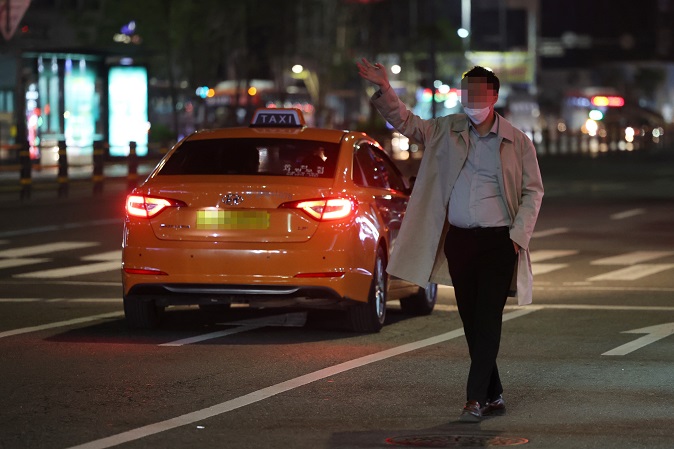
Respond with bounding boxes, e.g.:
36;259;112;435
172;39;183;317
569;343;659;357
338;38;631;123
122;108;437;332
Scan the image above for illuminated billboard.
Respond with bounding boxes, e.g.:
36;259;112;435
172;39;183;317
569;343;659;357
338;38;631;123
108;66;149;156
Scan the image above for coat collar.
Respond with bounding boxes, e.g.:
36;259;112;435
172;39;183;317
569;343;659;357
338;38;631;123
451;112;515;143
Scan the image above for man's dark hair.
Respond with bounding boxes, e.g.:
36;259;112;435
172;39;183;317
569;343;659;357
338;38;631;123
462;66;500;94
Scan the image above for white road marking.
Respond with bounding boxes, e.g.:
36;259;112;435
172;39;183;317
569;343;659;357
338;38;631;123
0;218;120;238
610;208;645;220
532;227;569;238
65;308;539;449
530;249;579;263
591;251;674;265
160;326;265;347
0;258;49;269
0;298;120;303
82;251;121;261
602;322;674;356
161;313;309;346
532;263;569;275
14;261;121;279
0;242;97;258
0;312;123;339
587;264;674;281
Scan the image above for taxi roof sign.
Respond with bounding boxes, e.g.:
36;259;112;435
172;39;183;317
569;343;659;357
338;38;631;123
250;108;306;128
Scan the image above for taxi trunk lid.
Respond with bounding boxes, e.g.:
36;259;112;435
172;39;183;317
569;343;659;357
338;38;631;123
145;177;335;243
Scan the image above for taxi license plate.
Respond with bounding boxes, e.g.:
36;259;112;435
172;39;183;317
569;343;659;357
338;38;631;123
196;210;270;230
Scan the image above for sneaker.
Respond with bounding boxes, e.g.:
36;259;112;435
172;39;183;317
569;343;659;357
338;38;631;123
459;400;482;422
480;394;506;416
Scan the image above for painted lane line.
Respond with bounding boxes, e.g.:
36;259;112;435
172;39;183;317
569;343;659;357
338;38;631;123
160;325;265;347
532;263;569;275
529;250;578;263
65;308;539;449
610;208;645;220
0;258;49;269
587;264;674;281
82;251;121;261
591;251;674;266
532;227;568;238
160;313;309;346
602;322;674;356
0;312;123;339
0;241;98;258
0;298;120;303
0;218;121;238
14;261;121;279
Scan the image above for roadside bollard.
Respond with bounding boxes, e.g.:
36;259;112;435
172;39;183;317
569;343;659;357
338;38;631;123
127;141;138;191
19;143;32;201
57;140;69;197
92;140;107;195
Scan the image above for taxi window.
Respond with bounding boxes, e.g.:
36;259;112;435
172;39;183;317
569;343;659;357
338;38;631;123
158;138;339;178
353;144;407;192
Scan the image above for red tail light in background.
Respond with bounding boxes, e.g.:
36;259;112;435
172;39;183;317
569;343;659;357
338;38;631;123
126;195;187;218
280;197;357;221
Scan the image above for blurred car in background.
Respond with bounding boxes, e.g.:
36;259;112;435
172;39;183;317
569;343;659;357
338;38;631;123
122;108;437;332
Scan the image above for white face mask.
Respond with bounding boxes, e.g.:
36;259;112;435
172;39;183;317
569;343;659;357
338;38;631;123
463;106;491;125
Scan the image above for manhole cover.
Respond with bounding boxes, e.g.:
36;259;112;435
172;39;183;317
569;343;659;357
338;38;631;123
385;434;529;447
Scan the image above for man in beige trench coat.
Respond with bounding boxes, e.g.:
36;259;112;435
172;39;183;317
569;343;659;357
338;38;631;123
357;58;543;422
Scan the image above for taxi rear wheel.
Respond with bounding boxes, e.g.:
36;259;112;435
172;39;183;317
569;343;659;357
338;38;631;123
346;246;387;333
123;295;163;329
400;283;437;316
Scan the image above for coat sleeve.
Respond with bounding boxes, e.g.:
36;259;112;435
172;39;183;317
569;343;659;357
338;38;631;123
370;86;437;144
510;135;544;250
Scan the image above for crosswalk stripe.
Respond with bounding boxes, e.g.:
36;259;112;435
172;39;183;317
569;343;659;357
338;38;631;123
587;264;674;281
532;263;569;275
610;208;645;220
591;251;674;265
530;250;579;263
82;251;121;261
532;227;569;238
14;261;120;279
0;242;98;258
0;258;50;269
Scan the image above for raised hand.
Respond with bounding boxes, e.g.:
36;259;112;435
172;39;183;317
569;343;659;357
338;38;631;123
356;58;390;89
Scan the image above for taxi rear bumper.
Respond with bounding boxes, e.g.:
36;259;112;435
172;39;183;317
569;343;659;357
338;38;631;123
125;282;354;309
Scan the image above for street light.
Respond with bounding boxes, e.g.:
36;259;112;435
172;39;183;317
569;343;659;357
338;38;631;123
290;65;319;106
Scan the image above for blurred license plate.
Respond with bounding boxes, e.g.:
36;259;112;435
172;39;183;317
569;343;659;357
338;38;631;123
196;210;270;230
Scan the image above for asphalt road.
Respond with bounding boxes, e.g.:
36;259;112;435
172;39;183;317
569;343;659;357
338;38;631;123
0;149;673;449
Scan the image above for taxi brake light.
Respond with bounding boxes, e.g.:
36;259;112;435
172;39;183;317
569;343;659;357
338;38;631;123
280;197;356;221
126;195;187;218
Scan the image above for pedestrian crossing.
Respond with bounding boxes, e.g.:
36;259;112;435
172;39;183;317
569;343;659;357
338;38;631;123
0;241;120;280
0;240;673;283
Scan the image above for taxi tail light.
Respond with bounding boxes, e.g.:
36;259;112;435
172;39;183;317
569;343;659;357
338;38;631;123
279;197;357;221
126;195;187;218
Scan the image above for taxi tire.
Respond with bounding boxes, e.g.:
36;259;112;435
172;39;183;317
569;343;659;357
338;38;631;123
123;295;163;329
346;246;387;333
400;283;437;316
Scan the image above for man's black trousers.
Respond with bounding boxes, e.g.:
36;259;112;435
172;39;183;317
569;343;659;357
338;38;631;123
444;224;517;405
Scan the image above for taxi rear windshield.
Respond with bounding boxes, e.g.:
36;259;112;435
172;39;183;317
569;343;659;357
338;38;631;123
157;138;339;178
